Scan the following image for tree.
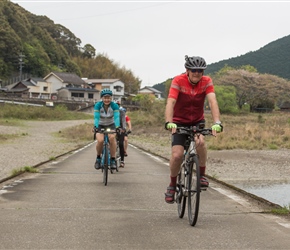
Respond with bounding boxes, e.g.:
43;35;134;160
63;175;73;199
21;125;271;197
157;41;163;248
214;85;238;114
71;54;141;93
64;60;81;76
23;41;50;76
53;24;82;57
213;68;290;111
132;94;155;112
82;44;96;58
164;78;173;99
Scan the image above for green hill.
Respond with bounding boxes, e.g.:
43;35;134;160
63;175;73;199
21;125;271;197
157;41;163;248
206;35;290;80
0;0;81;78
153;35;290;94
0;0;141;92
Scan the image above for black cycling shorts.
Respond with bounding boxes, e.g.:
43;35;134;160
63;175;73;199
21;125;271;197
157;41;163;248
98;123;116;131
171;120;205;147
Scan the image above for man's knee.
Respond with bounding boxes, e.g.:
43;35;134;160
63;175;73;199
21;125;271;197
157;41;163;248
172;151;183;163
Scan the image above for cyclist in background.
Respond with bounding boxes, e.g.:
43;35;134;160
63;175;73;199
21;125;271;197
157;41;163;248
164;55;223;204
94;89;120;170
124;112;132;157
116;101;126;167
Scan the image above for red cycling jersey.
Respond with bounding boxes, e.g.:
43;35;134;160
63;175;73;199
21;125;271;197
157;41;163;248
168;73;214;125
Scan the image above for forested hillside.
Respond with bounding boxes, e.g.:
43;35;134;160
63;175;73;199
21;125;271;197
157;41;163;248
0;0;141;92
206;35;290;80
153;35;290;95
2;0;290;97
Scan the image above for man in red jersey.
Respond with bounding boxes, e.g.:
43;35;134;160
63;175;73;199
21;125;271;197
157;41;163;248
164;55;223;204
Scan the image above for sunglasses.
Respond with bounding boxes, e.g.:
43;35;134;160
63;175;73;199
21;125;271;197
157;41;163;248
190;69;203;73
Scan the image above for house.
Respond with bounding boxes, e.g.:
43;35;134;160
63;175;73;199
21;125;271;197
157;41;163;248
3;78;51;98
138;86;163;99
57;87;99;102
83;79;124;101
26;78;52;99
43;72;86;95
43;72;100;101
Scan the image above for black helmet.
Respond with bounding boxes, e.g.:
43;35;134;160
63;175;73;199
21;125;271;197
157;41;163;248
184;55;207;70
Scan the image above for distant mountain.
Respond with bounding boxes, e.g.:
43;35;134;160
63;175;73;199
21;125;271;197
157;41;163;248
206;35;290;80
153;34;290;94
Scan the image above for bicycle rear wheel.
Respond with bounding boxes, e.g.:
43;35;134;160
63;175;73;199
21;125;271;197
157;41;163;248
187;155;200;226
177;162;187;218
115;144;120;172
103;144;109;186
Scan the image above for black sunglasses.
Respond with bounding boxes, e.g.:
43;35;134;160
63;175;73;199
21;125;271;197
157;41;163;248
190;69;203;73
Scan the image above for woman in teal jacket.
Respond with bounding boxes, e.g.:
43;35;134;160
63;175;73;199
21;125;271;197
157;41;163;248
94;89;120;170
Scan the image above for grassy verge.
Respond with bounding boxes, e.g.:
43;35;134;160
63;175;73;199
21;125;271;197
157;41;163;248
2;103;290;150
10;166;39;177
0;104;93;144
53;110;290;151
130;111;290;150
55;122;95;143
271;206;290;215
0;104;92;121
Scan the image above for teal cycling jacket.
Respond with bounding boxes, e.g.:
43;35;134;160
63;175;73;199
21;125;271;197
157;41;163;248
94;101;120;127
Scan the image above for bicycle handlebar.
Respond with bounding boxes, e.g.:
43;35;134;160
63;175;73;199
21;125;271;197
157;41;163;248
93;127;118;140
175;126;213;136
97;128;118;134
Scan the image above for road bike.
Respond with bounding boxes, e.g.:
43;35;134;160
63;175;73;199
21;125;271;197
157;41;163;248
94;128;119;186
175;125;212;226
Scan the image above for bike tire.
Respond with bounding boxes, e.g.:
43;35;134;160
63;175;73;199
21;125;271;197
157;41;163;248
115;144;120;172
177;162;187;218
103;144;109;186
187;155;200;226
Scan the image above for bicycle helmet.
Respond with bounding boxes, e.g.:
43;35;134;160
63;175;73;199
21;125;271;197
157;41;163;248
100;88;112;97
184;55;207;69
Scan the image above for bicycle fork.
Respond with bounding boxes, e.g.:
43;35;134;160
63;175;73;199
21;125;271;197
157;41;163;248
183;156;201;197
177;161;190;198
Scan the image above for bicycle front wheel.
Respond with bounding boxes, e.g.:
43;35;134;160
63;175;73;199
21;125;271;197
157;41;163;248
177;162;186;218
187;155;200;226
103;144;109;186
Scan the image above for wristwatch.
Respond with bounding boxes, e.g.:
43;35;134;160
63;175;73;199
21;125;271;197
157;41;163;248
215;121;222;125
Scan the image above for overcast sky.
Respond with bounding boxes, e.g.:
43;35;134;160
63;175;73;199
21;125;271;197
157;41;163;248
11;0;290;87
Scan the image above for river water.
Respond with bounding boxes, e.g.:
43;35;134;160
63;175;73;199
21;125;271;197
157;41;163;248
234;181;290;207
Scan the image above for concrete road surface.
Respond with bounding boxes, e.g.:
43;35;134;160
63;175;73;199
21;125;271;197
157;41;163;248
0;143;290;249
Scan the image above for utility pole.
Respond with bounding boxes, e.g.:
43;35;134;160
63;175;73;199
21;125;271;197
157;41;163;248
19;53;25;80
